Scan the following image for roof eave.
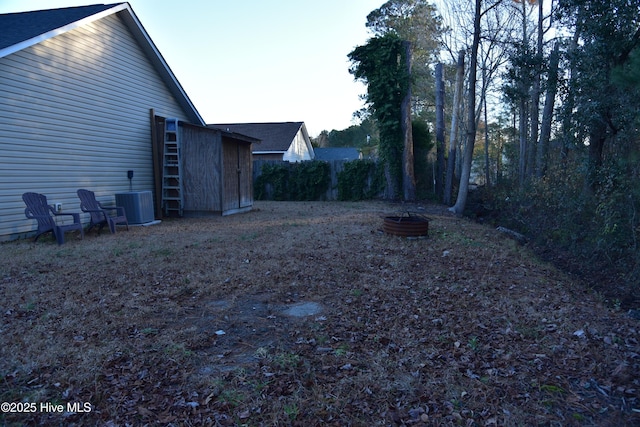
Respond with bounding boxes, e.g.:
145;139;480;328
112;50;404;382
118;3;204;125
221;131;260;145
0;3;129;59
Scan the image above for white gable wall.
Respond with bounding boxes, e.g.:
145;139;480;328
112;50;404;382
282;127;314;162
0;13;191;240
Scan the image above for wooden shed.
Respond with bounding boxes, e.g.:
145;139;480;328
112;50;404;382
153;116;258;216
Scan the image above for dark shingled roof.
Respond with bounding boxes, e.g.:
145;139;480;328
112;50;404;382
208;122;304;152
0;4;119;51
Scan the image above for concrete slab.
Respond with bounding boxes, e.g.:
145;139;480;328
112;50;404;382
283;302;323;317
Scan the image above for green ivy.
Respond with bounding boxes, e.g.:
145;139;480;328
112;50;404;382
289;161;331;201
256;162;290;201
348;33;410;197
255;161;330;201
337;160;382;201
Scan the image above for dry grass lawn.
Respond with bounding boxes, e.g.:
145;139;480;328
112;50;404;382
1;200;639;426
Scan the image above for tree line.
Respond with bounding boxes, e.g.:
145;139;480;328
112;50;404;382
334;0;640;306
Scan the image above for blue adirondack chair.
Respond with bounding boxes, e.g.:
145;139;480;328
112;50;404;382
77;189;129;234
22;192;84;245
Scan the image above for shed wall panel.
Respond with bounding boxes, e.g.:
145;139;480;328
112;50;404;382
181;124;222;213
0;13;192;239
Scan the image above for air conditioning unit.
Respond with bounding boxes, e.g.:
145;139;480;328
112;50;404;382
116;191;154;224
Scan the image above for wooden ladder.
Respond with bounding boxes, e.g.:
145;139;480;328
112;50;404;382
162;118;183;216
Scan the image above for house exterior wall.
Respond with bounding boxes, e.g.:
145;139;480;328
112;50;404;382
253;153;285;162
0;13;191;240
282;128;313;162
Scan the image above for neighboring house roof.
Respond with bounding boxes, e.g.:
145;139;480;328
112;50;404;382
209;122;315;162
314;147;361;161
209;122;305;152
0;3;204;125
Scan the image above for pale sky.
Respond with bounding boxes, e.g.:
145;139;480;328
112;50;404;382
0;1;386;137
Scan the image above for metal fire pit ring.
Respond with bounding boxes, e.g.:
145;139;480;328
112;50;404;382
382;212;430;237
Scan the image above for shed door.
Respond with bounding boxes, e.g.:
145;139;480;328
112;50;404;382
222;140;252;212
238;143;252;208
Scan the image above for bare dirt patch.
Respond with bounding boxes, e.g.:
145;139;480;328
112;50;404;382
1;200;638;426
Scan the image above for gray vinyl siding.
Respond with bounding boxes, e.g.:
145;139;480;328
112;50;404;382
0;12;192;240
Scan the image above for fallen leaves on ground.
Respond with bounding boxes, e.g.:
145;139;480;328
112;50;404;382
0;200;638;426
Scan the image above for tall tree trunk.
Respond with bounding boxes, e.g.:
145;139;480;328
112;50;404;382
518;101;528;186
527;0;544;180
435;63;445;200
496;132;503;185
536;42;560;177
561;24;582;160
444;50;465;205
401;41;416;201
450;0;481;215
384;163;396;200
483;66;490;186
517;0;529;186
586;119;607;191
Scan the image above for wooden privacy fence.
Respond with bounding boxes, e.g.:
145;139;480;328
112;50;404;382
253;159;355;201
253;158;437;201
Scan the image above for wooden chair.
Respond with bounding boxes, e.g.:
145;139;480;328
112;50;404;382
22;192;84;245
77;189;129;234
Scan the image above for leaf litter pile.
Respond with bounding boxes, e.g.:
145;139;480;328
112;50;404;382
1;200;639;426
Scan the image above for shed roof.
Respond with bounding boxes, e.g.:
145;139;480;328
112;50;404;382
208;122;305;152
0;3;204;125
180;121;260;145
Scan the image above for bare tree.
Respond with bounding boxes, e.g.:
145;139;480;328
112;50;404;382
437;0;516;205
527;0;544;178
477;3;516;185
536;41;560;176
443;50;464;205
438;0;509;213
435;63;445;199
436;0;475;194
449;0;482;215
